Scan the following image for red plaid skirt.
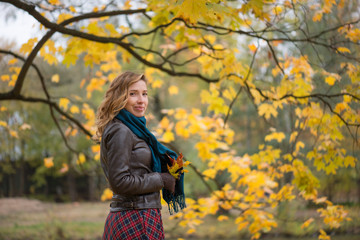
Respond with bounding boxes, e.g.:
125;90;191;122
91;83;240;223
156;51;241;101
102;208;165;240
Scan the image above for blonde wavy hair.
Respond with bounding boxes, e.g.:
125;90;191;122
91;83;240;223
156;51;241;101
93;71;147;142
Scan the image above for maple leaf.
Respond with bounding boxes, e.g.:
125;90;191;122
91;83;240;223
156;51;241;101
167;153;189;179
175;0;207;25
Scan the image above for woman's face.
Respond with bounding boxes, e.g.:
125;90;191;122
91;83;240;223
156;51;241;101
124;80;148;117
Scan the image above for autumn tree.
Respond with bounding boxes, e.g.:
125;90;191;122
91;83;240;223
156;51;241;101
1;0;359;239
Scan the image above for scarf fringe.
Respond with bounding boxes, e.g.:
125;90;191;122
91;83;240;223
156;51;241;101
167;194;186;215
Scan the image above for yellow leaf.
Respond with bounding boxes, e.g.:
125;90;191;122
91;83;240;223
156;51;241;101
272;5;283;15
175;108;187;120
258;103;278;119
343;95;351;103
20;38;38;55
337;47;351;53
175;0;207;24
186;228;196;234
162;130;175;143
168;85;179;95
8;58;18;65
69;6;76;13
44;157;54;168
289;131;298;143
319;229;330;240
49;0;60;5
59;98;70;110
77;153;86;165
301;218;314;229
223;87;237;101
9;130;18;138
203;168;216;179
159;117;170;129
295;141;305;153
1;75;10;82
70;105;80;114
0;121;7;127
0;106;7;111
344;156;356;168
101;188;113;201
91;145;100;153
123;0;132;10
218;215;229;221
51;74;60;83
152;79;163;88
325;76;336;86
248;44;257;53
265;132;285;143
313;11;323;22
62;53;78;67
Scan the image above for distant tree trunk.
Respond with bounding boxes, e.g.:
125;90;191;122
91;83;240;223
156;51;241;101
246;106;251;150
88;172;96;201
67;168;77;201
19;140;26;196
358;178;360;204
326;176;334;202
9;173;14;197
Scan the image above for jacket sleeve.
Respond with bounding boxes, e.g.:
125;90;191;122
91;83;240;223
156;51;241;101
104;124;164;195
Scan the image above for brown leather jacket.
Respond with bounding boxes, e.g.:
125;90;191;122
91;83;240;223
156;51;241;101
100;118;164;211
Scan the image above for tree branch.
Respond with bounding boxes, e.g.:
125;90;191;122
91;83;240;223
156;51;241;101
2;0;218;84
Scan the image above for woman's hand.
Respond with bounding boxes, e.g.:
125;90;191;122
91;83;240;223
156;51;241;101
160;173;176;194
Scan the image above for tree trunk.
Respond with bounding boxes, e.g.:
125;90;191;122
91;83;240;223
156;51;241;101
88;172;96;201
67;168;77;201
19;140;26;196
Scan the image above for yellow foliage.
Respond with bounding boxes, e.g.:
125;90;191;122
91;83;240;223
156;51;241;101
168;85;179;95
152;79;163;88
159;116;171;129
49;0;60;5
20;38;38;55
59;98;70;110
301;218;314;229
337;47;351;53
248;44;257;53
57;13;73;24
312;11;323;22
77;153;86;165
1;75;10;82
265;131;285;143
101;188;113;201
8;58;18;65
51;74;60;83
175;0;208;24
325;76;336;86
9;130;19;138
318;229;330;240
0;121;7;127
258;103;278;119
44;157;54;168
318;205;351;229
70;105;80;114
162;130;175;143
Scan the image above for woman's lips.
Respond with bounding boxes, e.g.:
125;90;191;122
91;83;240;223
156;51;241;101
134;106;144;111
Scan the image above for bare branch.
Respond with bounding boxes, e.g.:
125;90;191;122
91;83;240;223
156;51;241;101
2;0;218;84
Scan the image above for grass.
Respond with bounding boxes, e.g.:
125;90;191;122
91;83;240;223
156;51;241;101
0;198;359;240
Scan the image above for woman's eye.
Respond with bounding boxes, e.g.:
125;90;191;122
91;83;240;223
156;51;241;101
129;92;135;96
143;93;148;96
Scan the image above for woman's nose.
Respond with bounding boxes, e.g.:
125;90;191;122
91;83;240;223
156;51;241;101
137;95;144;103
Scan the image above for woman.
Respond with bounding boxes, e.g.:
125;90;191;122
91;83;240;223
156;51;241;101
93;72;185;240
